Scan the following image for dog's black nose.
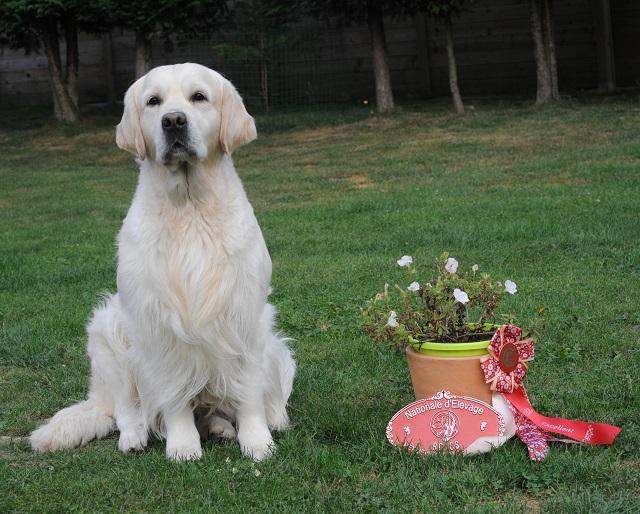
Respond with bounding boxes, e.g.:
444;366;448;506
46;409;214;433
162;111;187;131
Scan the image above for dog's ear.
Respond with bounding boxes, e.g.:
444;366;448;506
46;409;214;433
219;78;257;155
116;79;146;160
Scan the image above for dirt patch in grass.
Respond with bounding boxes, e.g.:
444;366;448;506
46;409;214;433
98;153;132;166
349;174;376;189
616;458;640;471
525;496;542;514
73;131;114;146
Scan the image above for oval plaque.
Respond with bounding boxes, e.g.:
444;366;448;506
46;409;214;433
386;391;505;454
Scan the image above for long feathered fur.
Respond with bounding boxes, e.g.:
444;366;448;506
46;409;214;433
30;64;295;461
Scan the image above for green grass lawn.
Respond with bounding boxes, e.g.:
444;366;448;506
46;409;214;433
1;97;639;513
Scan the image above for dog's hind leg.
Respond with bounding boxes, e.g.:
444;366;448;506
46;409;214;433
29;296;130;453
208;415;237;440
86;294;148;453
261;304;296;432
263;336;296;431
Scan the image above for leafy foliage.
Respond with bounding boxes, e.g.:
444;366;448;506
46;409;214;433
0;0;114;51
96;0;228;42
0;0;227;54
362;253;520;350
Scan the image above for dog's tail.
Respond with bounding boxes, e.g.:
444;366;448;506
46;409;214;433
30;399;115;452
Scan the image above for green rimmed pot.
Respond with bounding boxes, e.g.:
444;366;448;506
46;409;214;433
406;335;494;404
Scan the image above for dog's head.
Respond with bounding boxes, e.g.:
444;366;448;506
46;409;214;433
116;63;256;165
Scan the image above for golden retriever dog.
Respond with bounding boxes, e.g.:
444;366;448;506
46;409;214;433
30;63;296;461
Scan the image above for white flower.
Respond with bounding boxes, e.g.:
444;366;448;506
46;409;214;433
407;281;420;292
397;255;413;267
254;469;261;477
453;288;470;304
445;257;459;273
504;280;517;295
472;264;479;273
386;311;399;328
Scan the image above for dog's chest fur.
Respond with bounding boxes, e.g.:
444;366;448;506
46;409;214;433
117;162;270;345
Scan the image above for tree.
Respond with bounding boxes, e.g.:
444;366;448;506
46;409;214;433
416;1;474;114
0;0;112;123
367;1;395;113
2;1;77;122
530;0;559;104
300;0;397;113
104;0;228;78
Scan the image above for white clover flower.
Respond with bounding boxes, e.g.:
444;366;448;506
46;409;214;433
453;288;470;304
397;255;413;267
504;280;517;295
386;311;399;328
472;264;479;273
254;469;261;477
407;281;420;292
445;257;459;273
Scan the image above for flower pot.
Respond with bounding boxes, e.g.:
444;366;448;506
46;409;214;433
406;339;492;404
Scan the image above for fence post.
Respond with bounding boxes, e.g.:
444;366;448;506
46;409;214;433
103;32;116;104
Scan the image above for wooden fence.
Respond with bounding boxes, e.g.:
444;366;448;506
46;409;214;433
0;0;637;111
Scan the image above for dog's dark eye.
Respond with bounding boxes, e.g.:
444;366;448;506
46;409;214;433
147;96;161;106
191;92;207;102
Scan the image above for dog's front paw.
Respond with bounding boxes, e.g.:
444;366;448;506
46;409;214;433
238;425;274;461
118;426;148;453
166;437;203;461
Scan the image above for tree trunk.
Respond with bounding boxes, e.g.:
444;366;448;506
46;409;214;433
530;0;551;104
40;21;79;123
64;19;79;110
542;0;559;100
135;31;152;78
444;14;464;114
530;0;559;104
367;2;394;113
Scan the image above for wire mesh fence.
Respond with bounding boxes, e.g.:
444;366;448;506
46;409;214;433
176;25;338;115
171;19;394;118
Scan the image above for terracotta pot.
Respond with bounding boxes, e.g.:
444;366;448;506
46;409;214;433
405;342;492;404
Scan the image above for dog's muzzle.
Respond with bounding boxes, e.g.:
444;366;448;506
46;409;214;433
162;111;195;163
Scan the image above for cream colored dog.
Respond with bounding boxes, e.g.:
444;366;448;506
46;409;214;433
30;63;296;461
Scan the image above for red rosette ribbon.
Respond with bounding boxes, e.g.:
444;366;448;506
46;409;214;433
480;324;534;394
480;324;622;461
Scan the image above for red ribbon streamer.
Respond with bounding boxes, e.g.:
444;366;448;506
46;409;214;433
480;324;622;460
504;387;621;446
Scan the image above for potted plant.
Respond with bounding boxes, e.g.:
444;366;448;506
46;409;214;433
362;252;522;404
